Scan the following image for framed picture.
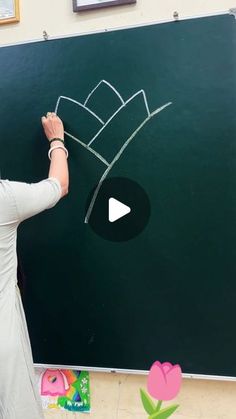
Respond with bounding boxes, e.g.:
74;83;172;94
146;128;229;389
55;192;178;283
73;0;136;12
0;0;20;24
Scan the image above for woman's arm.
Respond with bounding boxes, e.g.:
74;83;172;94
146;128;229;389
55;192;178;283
41;112;69;197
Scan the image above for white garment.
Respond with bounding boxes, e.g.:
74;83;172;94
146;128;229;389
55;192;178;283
0;177;62;419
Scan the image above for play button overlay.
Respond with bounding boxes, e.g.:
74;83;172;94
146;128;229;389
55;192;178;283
109;198;131;223
86;177;150;242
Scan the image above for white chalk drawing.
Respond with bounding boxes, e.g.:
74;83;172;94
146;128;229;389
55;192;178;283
87;89;151;147
84;80;124;108
55;95;105;125
55;80;172;223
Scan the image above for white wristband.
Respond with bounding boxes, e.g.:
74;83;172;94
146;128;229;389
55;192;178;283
48;145;69;161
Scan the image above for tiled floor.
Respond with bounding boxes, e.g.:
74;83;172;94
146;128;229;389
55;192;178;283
42;372;236;419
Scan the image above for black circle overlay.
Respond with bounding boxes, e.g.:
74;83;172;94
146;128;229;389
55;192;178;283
86;177;151;242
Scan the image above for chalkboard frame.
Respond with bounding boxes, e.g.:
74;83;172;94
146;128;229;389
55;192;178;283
0;9;229;47
34;363;236;382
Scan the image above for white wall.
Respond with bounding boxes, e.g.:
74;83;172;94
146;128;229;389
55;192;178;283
1;1;236;418
0;0;234;46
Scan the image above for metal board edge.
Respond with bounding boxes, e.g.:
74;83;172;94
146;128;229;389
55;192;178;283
0;9;233;49
34;363;236;381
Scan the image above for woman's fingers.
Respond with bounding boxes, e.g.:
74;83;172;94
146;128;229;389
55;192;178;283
41;111;64;141
42;112;56;124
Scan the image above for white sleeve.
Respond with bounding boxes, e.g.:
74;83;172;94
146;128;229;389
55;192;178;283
8;177;62;222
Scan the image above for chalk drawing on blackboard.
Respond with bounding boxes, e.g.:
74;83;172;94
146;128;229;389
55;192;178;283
55;95;105;125
84;80;125;107
55;80;172;223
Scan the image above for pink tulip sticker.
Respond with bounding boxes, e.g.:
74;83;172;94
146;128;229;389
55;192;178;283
140;361;182;418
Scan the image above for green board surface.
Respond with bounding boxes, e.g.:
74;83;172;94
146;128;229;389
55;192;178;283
0;14;236;376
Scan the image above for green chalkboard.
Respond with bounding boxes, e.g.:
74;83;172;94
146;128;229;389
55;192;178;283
0;13;236;377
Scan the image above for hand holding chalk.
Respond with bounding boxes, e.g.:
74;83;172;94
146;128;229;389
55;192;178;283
41;112;64;142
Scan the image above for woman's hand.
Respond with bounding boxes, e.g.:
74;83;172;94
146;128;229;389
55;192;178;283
41;112;64;141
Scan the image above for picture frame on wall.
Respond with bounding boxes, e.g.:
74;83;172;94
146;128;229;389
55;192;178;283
73;0;136;12
0;0;20;25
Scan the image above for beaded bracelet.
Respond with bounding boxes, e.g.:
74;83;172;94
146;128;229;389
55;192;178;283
49;137;65;145
48;145;69;160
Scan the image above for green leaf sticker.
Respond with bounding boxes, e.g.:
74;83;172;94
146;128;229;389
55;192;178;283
149;404;179;419
140;388;156;415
